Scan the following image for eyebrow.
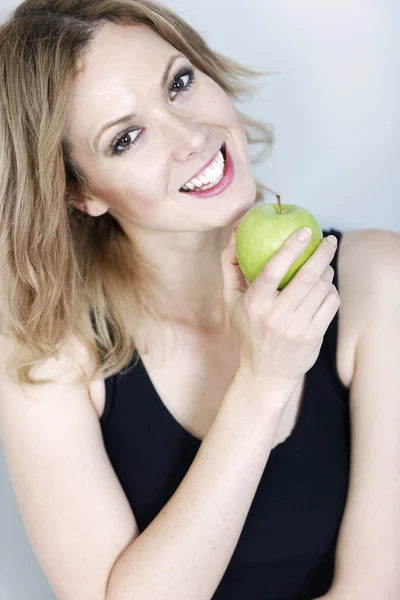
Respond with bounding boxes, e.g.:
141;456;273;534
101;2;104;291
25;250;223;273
93;53;185;151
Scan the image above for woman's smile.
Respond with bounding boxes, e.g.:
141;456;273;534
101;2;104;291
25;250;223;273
179;142;235;199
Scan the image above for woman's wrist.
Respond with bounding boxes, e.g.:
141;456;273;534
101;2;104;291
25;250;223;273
232;362;299;415
235;360;300;390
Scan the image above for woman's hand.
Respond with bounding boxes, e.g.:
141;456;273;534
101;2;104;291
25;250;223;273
220;227;340;386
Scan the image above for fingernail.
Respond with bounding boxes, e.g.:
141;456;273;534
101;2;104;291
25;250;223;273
327;235;338;246
297;227;312;242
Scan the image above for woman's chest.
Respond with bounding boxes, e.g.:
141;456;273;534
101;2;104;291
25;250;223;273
139;326;242;441
94;319;351;449
138;325;311;448
93;321;322;448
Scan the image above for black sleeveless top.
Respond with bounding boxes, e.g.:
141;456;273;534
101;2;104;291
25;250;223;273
99;228;351;600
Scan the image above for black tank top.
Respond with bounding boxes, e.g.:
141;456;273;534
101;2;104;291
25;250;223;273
99;228;351;600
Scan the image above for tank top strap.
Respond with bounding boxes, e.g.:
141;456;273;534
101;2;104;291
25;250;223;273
89;310;120;428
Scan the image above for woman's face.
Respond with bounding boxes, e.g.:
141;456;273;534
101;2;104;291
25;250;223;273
66;22;256;235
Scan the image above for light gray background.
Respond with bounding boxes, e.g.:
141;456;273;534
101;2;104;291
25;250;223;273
1;1;399;599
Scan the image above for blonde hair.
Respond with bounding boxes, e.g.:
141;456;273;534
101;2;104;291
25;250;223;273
0;0;274;386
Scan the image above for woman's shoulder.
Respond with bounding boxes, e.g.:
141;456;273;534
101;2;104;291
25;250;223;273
336;228;399;386
0;331;99;388
338;228;399;306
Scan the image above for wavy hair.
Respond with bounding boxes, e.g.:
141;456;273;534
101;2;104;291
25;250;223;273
0;0;275;386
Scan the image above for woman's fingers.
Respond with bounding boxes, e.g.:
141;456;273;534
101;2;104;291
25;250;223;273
273;235;338;312
295;265;336;320
245;228;315;311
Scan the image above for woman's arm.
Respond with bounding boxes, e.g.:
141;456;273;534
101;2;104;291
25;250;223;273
106;367;296;600
321;230;400;600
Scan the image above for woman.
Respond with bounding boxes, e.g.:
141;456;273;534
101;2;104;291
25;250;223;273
0;1;399;599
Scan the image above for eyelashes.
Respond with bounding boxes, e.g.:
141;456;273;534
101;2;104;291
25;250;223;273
110;65;196;157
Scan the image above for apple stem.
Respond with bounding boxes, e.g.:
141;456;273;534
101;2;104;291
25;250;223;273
276;194;282;214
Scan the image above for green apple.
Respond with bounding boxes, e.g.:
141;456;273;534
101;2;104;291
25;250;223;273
236;195;323;290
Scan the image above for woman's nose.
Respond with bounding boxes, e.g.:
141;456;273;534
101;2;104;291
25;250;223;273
159;113;208;161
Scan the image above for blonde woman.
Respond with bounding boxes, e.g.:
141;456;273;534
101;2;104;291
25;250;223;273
0;1;399;599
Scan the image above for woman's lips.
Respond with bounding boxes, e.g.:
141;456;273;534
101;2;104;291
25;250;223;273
179;143;234;198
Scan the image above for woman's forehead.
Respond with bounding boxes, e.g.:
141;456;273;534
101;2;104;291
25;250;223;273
80;22;176;69
72;22;181;105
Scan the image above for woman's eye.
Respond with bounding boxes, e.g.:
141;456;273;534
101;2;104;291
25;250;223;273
111;130;141;156
170;67;196;99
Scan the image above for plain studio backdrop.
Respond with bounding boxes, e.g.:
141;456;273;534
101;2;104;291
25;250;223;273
0;1;399;599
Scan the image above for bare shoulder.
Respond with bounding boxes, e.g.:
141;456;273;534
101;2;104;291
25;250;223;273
0;331;98;386
336;228;399;387
0;331;103;424
339;228;400;308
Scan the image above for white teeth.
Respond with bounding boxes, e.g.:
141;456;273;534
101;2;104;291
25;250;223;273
204;165;221;181
181;148;226;191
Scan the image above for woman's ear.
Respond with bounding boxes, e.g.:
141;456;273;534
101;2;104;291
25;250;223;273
73;195;109;217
